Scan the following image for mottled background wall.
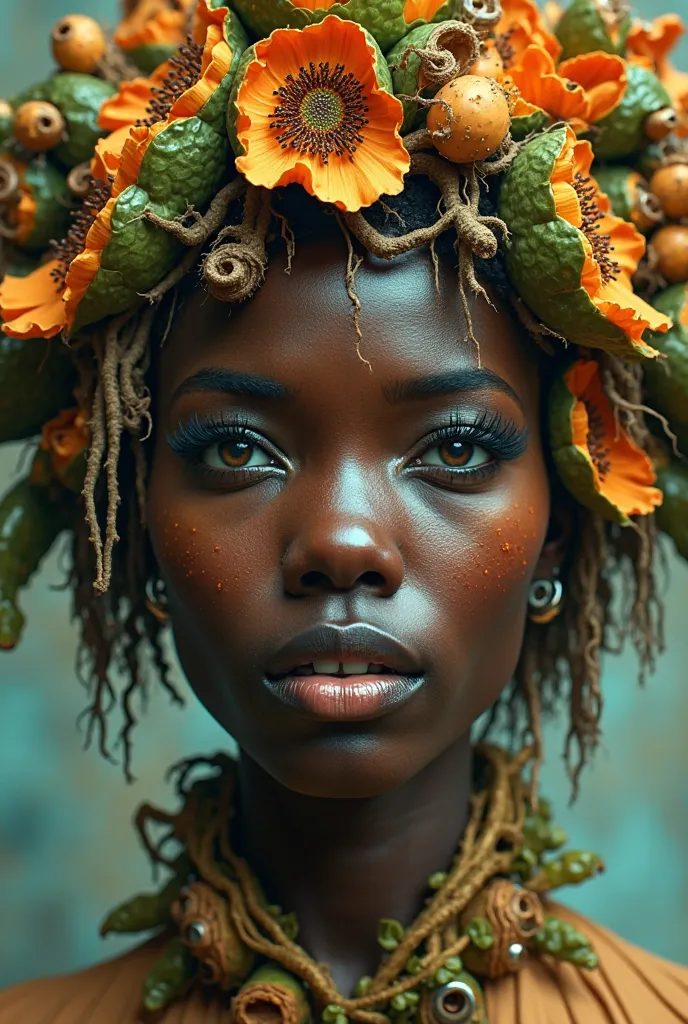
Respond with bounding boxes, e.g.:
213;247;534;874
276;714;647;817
0;0;687;989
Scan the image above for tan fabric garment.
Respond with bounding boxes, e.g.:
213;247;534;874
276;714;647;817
1;902;686;1023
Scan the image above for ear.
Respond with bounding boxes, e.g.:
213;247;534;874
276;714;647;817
532;502;573;581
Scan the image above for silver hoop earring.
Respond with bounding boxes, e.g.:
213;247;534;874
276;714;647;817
145;578;169;625
527;575;564;625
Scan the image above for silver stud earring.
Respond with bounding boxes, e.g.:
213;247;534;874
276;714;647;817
527;571;564;625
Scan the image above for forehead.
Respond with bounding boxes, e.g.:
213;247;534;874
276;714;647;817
158;234;540;405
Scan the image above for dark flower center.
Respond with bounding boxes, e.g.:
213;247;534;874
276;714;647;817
270;61;370;164
585;403;612;479
139;37;204;128
495;28;515;68
51;177;113;287
574;171;620;285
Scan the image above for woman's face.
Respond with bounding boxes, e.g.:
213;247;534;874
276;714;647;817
148;231;551;799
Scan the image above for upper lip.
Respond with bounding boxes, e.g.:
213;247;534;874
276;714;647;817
266;623;423;677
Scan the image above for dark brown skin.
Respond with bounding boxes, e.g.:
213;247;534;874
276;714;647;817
148;229;558;994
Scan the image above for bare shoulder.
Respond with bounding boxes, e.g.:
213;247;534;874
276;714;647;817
0;934;226;1024
485;902;688;1023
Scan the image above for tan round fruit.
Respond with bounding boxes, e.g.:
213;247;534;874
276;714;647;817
51;14;106;74
472;41;504;81
644;107;679;142
13;101;65;152
630;187;663;232
427;75;511;164
0;99;12;121
649;163;688;220
652;224;688;283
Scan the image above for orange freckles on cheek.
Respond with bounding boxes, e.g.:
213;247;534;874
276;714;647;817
153;508;229;598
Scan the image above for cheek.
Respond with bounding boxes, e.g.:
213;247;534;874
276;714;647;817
147;456;276;642
419;484;549;712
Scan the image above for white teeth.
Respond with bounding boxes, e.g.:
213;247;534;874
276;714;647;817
313;660;340;675
341;661;369;675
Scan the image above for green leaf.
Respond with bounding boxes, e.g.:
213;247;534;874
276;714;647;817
354;976;373;997
378;918;405;951
466;917;494;950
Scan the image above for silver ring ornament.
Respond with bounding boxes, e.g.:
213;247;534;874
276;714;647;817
527;577;564;624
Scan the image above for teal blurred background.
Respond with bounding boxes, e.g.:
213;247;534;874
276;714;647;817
0;0;687;989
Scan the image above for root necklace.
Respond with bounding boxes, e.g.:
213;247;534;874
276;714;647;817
101;745;605;1022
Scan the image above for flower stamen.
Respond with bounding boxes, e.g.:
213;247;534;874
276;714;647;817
585;404;613;479
574;171;620;285
51;178;113;287
495;27;516;69
139;37;204;127
270;61;370;164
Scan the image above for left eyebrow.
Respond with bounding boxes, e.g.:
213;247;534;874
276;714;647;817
384;369;524;411
170;367;293;406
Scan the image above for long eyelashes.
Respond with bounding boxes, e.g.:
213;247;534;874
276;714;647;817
166;408;529;476
434;409;529;461
167;412;255;459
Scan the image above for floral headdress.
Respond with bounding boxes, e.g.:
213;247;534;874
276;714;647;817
0;0;687;1016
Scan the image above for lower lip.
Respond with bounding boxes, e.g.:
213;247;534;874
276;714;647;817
265;673;424;722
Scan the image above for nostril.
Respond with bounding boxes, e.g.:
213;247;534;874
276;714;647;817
301;570;330;590
360;571;385;588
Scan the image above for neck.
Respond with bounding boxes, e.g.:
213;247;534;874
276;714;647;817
236;736;473;996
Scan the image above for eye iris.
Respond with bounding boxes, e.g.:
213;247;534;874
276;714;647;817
439;440;473;467
219;440;252;467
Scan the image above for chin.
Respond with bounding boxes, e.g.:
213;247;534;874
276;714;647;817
248;730;434;799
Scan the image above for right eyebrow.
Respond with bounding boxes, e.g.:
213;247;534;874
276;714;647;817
170;368;293;405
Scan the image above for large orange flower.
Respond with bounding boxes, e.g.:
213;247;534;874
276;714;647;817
493;0;561;66
234;16;409;212
551;359;663;522
550;128;671;352
0;16;232;339
510;45;626;130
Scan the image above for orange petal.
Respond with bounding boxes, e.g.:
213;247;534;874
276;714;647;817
171;25;232;119
496;0;561;61
627;14;685;66
558;52;627;123
510;45;588;121
63;199;116;321
567;359;663;516
91;125;134;180
192;0;230;42
289;0;341;9
15;192;36;245
115;1;191;49
0;262;67;339
235;17;409;212
403;0;448;22
97;71;167;131
594;274;671;350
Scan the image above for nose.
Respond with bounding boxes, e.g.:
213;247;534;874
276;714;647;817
282;518;405;597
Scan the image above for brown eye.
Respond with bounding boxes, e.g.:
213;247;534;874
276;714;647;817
419;439;491;470
219;440;252;467
439;441;473;466
203;437;273;471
